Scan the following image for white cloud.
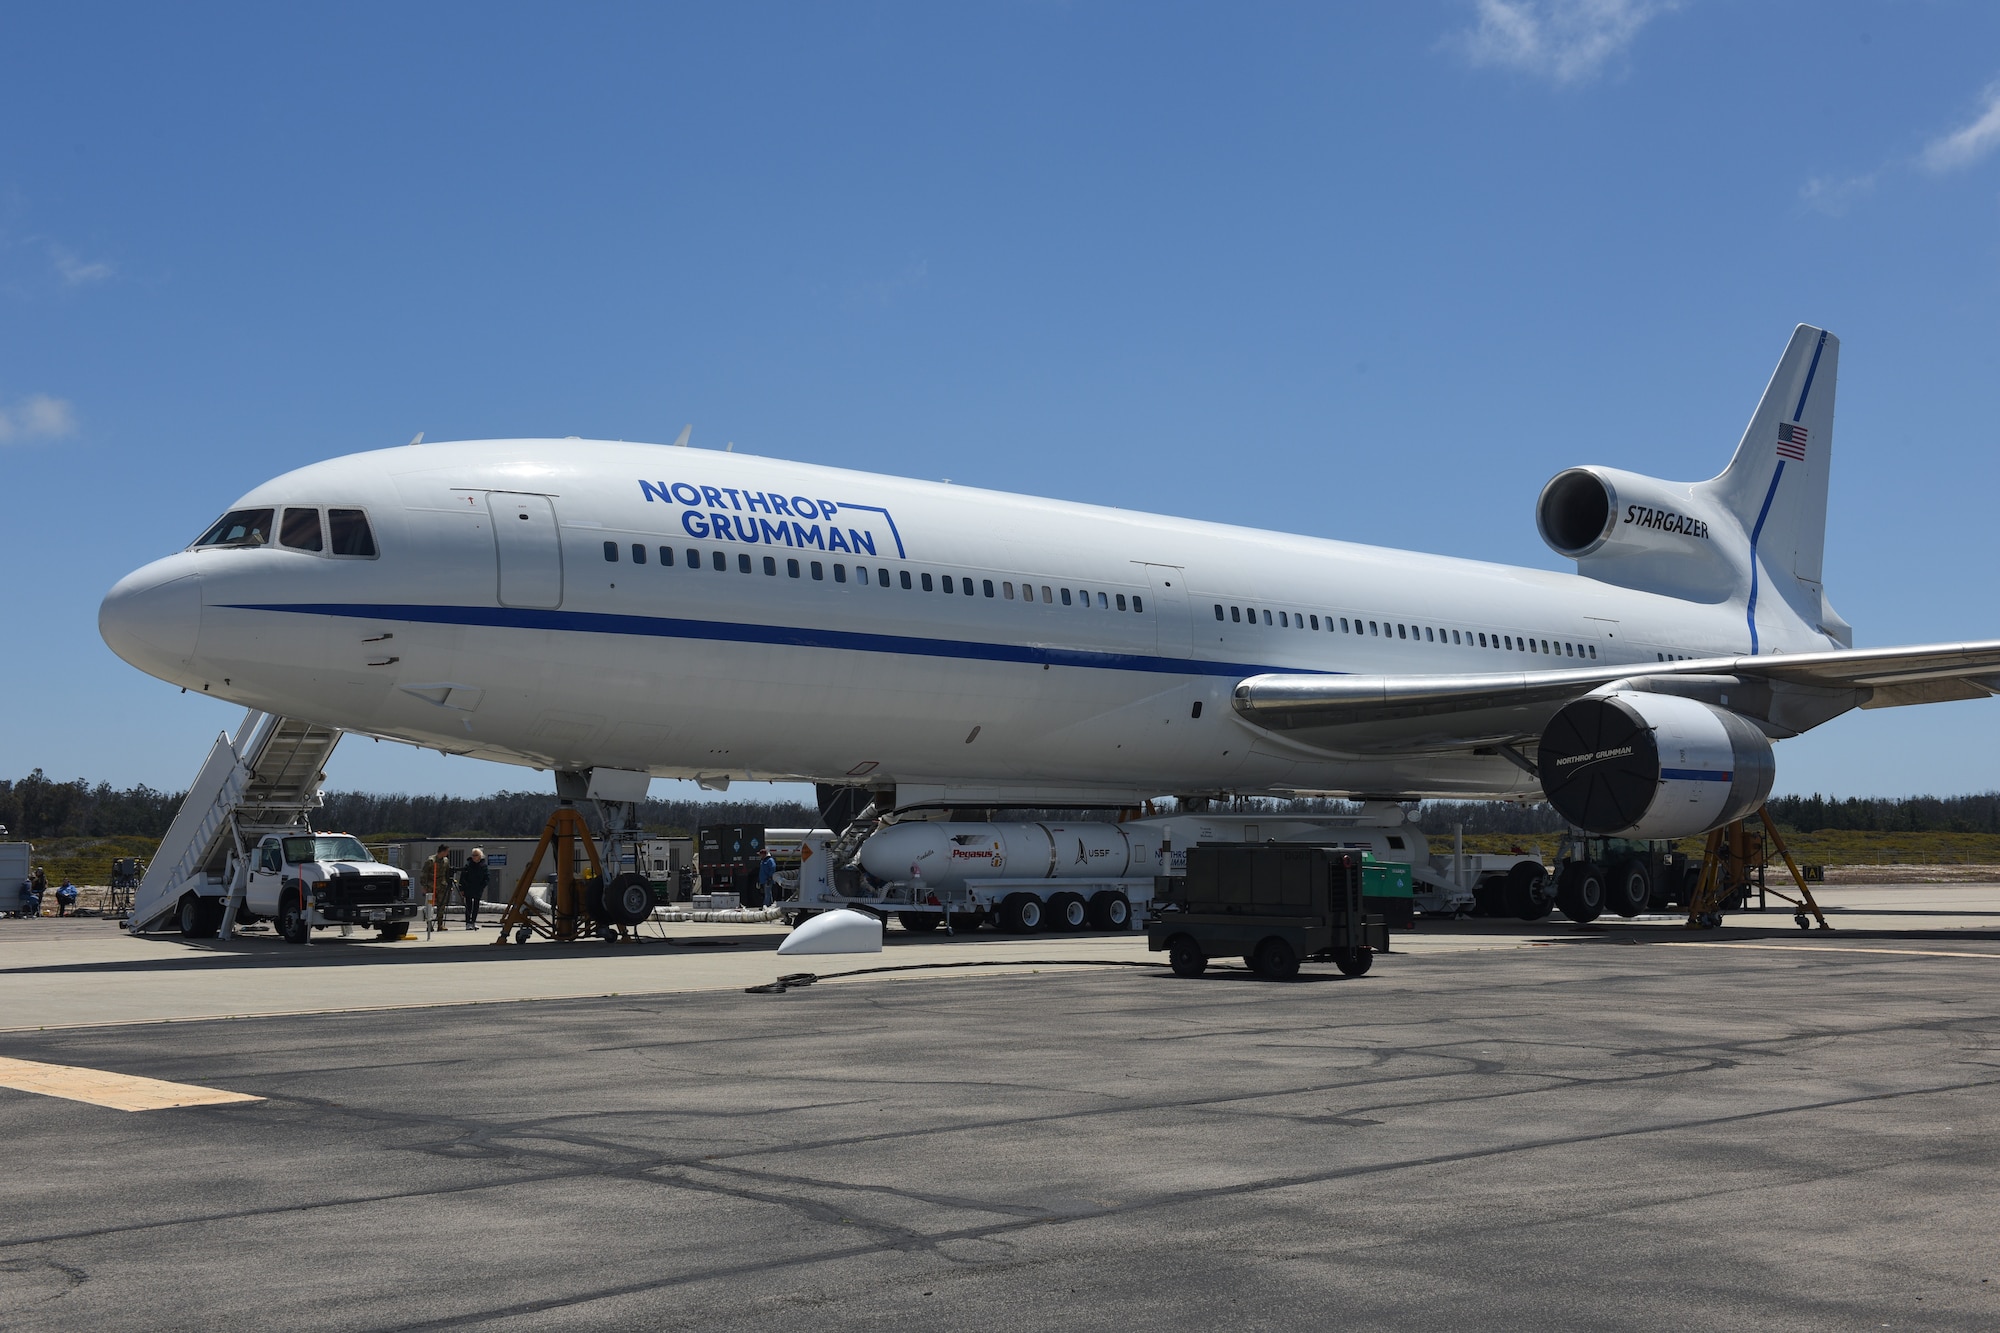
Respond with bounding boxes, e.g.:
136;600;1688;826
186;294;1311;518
1450;0;1680;85
49;245;112;285
1921;83;2000;174
0;394;79;445
1800;172;1877;216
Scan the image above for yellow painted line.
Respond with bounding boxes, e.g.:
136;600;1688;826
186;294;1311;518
1657;942;2000;961
0;1056;262;1112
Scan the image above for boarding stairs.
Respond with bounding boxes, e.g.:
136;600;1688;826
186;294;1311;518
127;710;343;933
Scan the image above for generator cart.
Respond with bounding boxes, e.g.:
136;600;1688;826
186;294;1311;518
1148;845;1389;981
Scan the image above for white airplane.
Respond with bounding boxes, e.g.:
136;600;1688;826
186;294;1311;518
99;326;2000;844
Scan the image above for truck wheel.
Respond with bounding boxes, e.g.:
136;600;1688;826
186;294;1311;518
1506;862;1554;921
948;912;984;932
1334;948;1373;978
377;922;410;941
1086;891;1130;930
177;894;219;939
1252;937;1300;981
896;911;942;932
276;897;310;944
603;873;655;928
1167;936;1208;977
1606;860;1651;917
1556;864;1604;924
997;893;1042;934
1048;892;1087;931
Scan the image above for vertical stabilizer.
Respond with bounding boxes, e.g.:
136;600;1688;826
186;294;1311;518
1698;325;1839;651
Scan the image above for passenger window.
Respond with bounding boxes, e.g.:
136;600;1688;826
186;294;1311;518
604;541;619;562
1133;596;1143;613
1041;586;1053;602
1589;645;1597;658
1397;624;1407;639
788;558;801;578
661;546;675;567
1340;618;1349;632
195;507;275;548
942;575;955;594
1369;622;1378;635
1262;609;1272;626
900;570;912;589
834;564;847;583
687;548;700;568
1424;627;1433;641
1116;594;1126;611
1230;606;1241;622
1061;588;1073;606
1309;615;1318;630
634;544;647;565
327;509;376;557
1096;592;1107;608
878;568;890;587
921;572;933;591
984;579;996;598
1021;583;1035;602
1278;611;1288;627
280;507;323;551
710;551;724;571
811;561;824;581
739;553;752;573
1452;630;1461;644
965;579;975;597
764;556;777;575
1004;582;1016;600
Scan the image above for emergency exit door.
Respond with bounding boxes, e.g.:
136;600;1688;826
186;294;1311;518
487;492;564;609
1141;563;1192;657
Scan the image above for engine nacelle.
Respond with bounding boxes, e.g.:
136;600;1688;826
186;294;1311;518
1537;692;1775;839
1536;467;1738;599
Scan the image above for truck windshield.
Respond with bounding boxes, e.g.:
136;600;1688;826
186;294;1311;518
283;836;373;864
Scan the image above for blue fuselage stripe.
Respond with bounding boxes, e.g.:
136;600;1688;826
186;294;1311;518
1660;767;1733;783
220;602;1330;679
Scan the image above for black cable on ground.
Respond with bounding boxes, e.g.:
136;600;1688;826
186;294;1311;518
745;958;1164;993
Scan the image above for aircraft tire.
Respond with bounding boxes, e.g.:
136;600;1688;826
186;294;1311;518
1607;860;1651;918
1506;862;1554;921
603;873;655;928
1334;947;1373;978
895;911;942;933
1252;937;1300;981
1048;892;1087;931
1556;864;1604;924
1085;891;1130;931
1167;936;1207;977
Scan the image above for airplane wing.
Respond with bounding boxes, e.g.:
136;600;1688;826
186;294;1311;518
1231;640;2000;756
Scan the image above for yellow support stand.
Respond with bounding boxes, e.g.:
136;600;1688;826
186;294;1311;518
1683;810;1833;931
491;804;611;944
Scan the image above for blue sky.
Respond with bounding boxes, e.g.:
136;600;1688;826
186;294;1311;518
6;1;2000;802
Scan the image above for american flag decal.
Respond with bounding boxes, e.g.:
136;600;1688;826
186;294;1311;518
1775;420;1809;461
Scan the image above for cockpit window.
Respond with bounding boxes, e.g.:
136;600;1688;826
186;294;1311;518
280;507;323;551
327;509;377;557
194;508;275;548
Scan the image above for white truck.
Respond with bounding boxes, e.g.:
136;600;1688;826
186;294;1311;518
784;806;1552;931
174;829;420;942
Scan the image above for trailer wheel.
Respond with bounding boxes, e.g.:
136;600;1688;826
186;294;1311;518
276;897;310;944
377;922;410;941
1086;891;1130;930
1607;860;1651;918
997;893;1042;934
1556;864;1604;924
896;911;942;932
1167;936;1208;977
1334;948;1373;978
948;912;984;932
602;873;656;928
1251;937;1300;981
1048;892;1087;931
178;894;222;939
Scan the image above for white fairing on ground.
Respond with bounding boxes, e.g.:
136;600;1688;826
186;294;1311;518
95;326;2000;821
777;908;883;955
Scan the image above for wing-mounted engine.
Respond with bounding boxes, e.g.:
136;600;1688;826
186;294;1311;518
1537;692;1774;838
1537;467;1743;602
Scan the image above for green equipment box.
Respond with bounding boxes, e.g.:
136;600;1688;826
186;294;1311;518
1361;854;1416;930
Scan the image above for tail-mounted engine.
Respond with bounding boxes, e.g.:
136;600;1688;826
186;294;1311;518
1537;692;1775;839
1537;467;1739;600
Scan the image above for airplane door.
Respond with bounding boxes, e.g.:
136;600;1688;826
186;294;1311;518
487;493;564;609
1141;564;1192;657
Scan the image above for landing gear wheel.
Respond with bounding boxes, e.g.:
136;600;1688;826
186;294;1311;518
896;911;942;932
602;873;655;928
1607;860;1651;918
177;894;223;939
1167;936;1208;977
1556;864;1604;924
276;897;310;944
1334;947;1374;978
1471;877;1505;917
1048;892;1087;931
1505;862;1555;921
997;893;1043;934
1251;937;1301;981
377;922;410;941
1085;891;1130;931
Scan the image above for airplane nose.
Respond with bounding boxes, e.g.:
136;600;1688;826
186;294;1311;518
99;566;203;678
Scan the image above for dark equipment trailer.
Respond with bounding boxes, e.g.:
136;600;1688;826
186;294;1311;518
1148;845;1389;981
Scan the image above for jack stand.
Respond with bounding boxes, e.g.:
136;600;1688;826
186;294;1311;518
1685;811;1833;931
491;802;640;944
1758;807;1834;931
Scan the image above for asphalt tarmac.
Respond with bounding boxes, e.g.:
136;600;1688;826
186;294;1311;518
4;919;1999;1330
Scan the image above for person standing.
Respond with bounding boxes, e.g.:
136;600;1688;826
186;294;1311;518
423;845;454;932
459;849;489;930
756;849;777;909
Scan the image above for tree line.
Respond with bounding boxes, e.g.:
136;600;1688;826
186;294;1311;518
12;773;2000;841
